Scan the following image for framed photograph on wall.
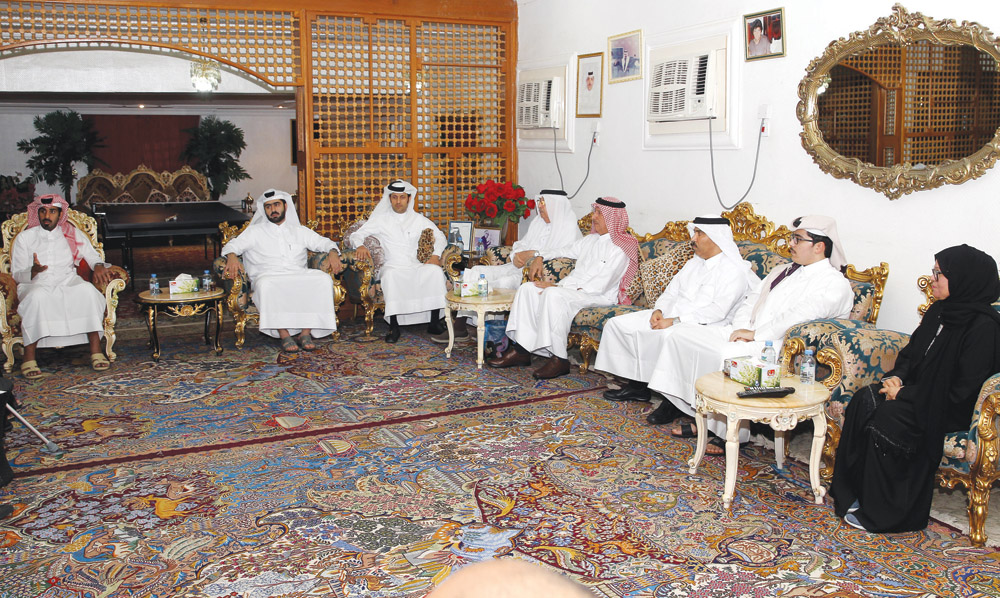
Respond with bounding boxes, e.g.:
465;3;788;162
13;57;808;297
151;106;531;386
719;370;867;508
448;220;474;253
744;8;785;61
576;52;604;117
608;30;642;83
473;225;502;254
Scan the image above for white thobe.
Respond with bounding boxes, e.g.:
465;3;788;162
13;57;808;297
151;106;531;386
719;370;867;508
13;227;106;348
648;258;854;440
221;223;339;338
349;215;447;325
505;234;627;359
594;253;755;382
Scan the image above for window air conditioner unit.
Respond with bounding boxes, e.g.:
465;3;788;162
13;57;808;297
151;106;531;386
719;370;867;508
646;53;714;121
516;76;562;129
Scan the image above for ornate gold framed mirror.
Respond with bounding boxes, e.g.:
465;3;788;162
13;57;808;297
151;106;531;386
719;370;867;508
797;4;1000;199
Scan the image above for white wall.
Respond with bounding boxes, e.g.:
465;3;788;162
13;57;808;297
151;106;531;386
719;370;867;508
517;0;1000;333
0;49;296;206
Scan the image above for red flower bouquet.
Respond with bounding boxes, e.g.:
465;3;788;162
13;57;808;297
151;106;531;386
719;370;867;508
463;180;535;227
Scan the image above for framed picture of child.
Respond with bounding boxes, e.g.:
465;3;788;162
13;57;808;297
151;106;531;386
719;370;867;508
472;225;503;255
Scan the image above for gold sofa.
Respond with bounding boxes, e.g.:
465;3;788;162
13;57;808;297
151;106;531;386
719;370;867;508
474;204;888;372
76;165;210;211
212;220;347;348
784;278;1000;547
0;210;130;372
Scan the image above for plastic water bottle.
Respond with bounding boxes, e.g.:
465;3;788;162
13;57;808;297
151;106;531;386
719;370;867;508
477;273;489;297
149;273;160;295
800;349;816;385
201;270;214;292
760;340;776;365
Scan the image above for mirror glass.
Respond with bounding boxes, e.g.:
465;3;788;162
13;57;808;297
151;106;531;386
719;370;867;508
817;42;1000;168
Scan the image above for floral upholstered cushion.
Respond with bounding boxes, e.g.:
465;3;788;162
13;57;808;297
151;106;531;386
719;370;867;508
848;280;877;322
639;238;685;262
640;243;694;305
737;241;790;278
572;304;645;341
342;220;386;280
540;257;577;284
486;246;512;266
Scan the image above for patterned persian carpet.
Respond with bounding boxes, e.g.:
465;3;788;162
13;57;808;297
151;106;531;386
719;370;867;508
1;323;998;597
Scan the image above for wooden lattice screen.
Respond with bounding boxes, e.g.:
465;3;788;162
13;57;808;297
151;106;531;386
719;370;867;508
309;15;510;236
824;42;1000;167
0;1;516;238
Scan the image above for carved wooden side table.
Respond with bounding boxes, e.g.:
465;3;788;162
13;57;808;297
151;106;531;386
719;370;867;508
135;288;225;360
690;370;832;509
444;289;516;368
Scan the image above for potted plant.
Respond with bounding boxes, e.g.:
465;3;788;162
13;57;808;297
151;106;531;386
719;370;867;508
180;116;252;201
16;110;105;204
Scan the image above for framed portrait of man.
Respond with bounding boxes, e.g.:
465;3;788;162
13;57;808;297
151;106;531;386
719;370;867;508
576;52;603;117
608;30;642;83
448;220;474;253
744;8;785;61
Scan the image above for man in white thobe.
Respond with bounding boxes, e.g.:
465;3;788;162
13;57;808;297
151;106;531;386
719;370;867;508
595;215;758;414
222;189;342;352
487;197;638;380
351;180;448;343
12;194;116;379
646;215;854;449
433;188;582;343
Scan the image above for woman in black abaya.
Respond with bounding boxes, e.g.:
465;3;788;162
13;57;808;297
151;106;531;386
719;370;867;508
831;244;1000;532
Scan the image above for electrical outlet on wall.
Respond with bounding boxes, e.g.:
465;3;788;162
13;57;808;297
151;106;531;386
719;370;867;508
591;122;600;146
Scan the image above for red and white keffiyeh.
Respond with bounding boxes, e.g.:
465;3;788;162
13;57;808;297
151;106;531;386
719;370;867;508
26;193;83;266
593;197;638;305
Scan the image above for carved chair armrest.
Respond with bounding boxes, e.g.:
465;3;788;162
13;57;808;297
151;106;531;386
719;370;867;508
781;318;876;379
93;265;130;294
0;272;18;334
212;255;252;312
340;248;377;300
966;373;1000;467
441;244;463;284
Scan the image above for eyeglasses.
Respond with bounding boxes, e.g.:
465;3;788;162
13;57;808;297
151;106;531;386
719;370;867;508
931;268;943;281
790;234;816;245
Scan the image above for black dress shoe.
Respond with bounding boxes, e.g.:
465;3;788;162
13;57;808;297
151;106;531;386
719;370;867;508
646;400;681;425
486;349;531;368
603;385;652;402
427;319;446;335
532;357;570;379
385;325;401;343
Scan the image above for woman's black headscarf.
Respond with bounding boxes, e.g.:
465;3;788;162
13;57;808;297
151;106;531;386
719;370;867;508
889;244;1000;464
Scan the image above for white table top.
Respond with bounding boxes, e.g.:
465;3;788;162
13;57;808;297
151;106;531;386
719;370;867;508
695;370;831;410
446;288;516;308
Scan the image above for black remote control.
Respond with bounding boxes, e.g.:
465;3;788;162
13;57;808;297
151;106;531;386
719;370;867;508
737;386;795;398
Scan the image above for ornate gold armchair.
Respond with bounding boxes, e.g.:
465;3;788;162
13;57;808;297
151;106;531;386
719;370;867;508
340;219;463;336
212;220;346;348
783;278;1000;547
0;210;130;372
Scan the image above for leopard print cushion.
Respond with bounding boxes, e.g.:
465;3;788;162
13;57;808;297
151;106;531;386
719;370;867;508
417;228;434;263
639;243;694;305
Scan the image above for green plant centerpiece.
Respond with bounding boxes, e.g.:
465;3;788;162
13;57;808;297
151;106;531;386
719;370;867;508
181;116;252;201
16;110;105;203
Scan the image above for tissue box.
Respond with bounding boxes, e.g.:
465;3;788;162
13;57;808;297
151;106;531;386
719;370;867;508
169;278;199;294
461;281;479;297
727;356;780;388
728;356;758;386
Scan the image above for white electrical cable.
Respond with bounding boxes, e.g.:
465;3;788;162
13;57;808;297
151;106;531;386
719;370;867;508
551;126;597;199
708;116;766;210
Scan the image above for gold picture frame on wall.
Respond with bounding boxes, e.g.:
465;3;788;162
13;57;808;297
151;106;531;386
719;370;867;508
608;30;642;84
576;52;603;117
797;4;1000;199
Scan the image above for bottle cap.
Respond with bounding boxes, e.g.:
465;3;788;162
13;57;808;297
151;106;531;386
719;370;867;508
805;349;814;354
151;273;157;277
764;340;772;346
